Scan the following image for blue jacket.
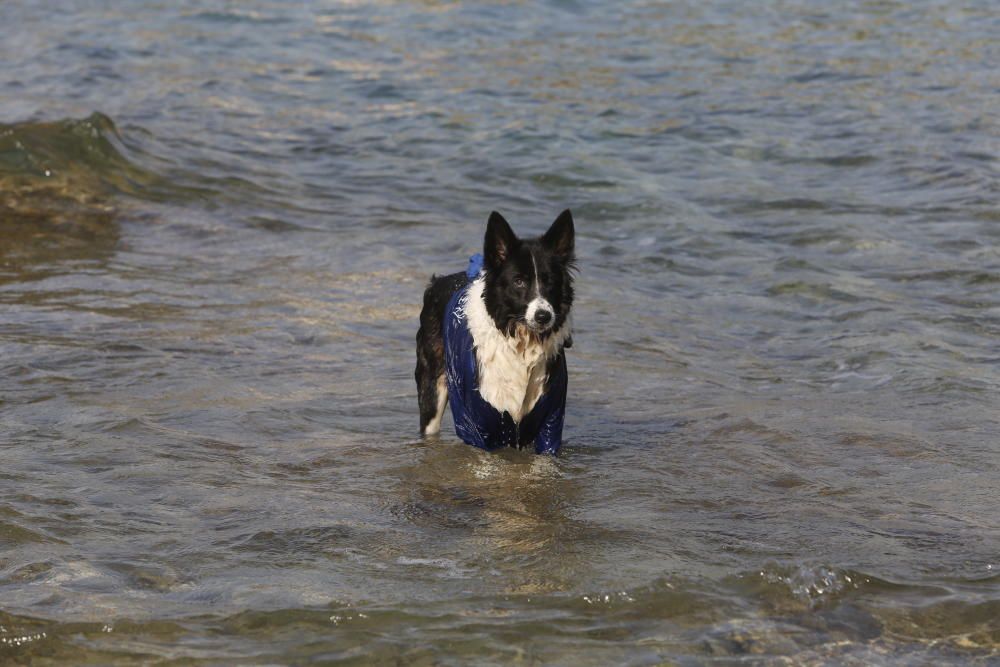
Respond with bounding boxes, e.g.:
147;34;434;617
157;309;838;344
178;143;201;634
442;265;568;455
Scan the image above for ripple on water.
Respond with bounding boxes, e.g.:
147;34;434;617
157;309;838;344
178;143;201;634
0;507;66;547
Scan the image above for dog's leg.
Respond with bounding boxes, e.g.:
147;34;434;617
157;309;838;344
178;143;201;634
416;297;448;435
416;272;466;436
416;344;447;435
422;374;448;435
416;338;437;434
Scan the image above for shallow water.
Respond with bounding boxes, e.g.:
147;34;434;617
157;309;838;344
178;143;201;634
1;1;998;664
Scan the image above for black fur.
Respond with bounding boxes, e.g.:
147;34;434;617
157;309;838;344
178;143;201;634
415;271;467;432
415;210;576;435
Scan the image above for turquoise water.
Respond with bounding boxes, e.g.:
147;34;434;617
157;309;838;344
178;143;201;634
1;1;998;664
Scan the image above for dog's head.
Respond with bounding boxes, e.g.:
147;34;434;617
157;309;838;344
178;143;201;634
481;210;575;338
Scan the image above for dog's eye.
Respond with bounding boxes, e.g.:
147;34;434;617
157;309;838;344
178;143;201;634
512;277;527;288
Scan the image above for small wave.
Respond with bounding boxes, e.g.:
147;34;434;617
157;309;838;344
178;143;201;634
729;562;996;611
232;525;355;563
1;113;159;199
183;10;293;25
0;112;205;231
0;116;120;256
0;520;63;546
0;113;212;270
396;556;476;579
754;563;867;607
725;564;908;614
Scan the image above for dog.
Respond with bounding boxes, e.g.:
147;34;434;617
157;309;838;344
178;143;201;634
415;210;576;454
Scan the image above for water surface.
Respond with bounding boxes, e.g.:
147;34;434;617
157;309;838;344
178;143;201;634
1;1;998;664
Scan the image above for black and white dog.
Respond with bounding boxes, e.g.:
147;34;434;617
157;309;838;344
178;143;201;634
415;210;576;454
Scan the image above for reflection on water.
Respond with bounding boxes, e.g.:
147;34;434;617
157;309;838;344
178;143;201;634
389;442;592;594
1;0;999;663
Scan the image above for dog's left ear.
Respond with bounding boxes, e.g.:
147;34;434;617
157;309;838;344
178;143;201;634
542;209;575;260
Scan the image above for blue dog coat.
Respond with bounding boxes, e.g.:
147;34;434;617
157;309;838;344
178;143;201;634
442;257;568;454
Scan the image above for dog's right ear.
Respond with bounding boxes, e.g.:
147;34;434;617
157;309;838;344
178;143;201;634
484;211;518;270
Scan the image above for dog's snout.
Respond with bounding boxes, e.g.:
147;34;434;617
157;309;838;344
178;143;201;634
534;309;553;326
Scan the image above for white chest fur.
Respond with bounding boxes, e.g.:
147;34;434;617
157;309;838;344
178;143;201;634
461;277;570;422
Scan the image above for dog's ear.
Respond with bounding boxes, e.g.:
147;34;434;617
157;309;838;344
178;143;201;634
484;211;518;270
542;209;575;260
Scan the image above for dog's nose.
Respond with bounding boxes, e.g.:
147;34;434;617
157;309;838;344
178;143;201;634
534;309;553;326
